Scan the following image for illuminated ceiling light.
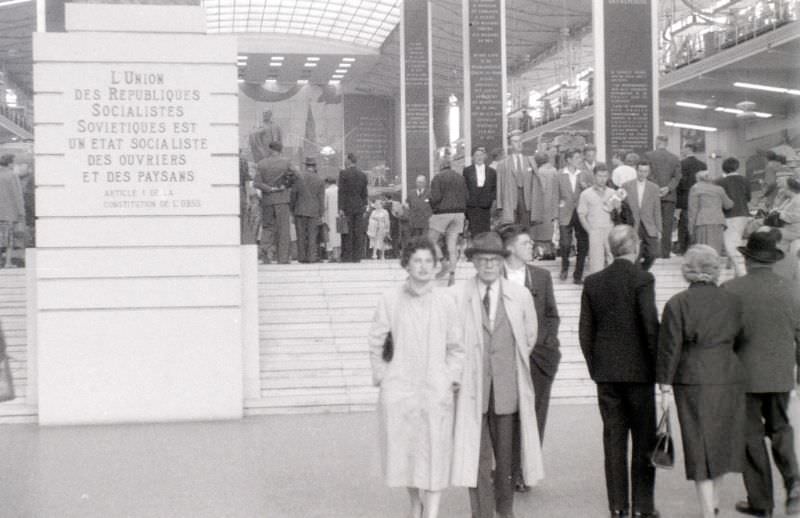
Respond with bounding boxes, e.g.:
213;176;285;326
335;69;348;74
676;101;708;110
304;62;318;68
332;74;344;79
0;0;34;8
734;82;800;96
270;56;285;61
342;57;356;62
339;63;352;68
329;80;341;85
237;79;245;83
306;57;321;62
664;121;717;132
715;107;743;114
237;55;248;61
269;62;282;67
713;106;772;118
297;79;309;85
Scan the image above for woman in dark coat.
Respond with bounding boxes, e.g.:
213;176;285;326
657;244;746;518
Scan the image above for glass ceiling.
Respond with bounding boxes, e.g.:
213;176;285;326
205;0;401;49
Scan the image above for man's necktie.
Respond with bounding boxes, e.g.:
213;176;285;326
483;284;491;315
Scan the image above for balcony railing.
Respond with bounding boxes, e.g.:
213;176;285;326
661;0;799;73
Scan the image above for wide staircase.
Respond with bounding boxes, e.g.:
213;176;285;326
0;258;735;422
245;257;734;416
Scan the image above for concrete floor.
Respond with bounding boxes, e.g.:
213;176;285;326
0;403;796;518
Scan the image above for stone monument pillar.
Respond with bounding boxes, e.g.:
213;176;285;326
32;2;247;424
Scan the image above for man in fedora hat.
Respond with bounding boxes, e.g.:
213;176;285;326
290;156;325;263
723;227;800;518
450;231;544;518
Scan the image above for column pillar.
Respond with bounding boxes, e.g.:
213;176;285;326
593;0;658;163
462;0;507;166
399;0;434;200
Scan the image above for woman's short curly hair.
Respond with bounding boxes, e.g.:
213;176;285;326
400;236;438;268
681;244;721;284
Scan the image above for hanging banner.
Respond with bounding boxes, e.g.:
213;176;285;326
400;0;433;199
463;0;507;164
594;0;657;162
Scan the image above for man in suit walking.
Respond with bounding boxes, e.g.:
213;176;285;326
722;228;800;518
463;146;498;236
450;232;544;518
496;130;534;225
645;135;682;258
580;225;661;518
406;174;432;239
338;153;368;263
498;224;561;491
623;161;663;271
291;157;325;263
253;141;296;264
556;148;593;284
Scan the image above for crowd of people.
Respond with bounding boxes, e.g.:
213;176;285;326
241;127;800;287
369;224;800;518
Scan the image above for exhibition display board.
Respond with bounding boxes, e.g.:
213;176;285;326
32;3;246;425
400;0;433;199
463;0;507;161
593;0;658;162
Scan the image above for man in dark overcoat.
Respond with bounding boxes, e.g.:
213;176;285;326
579;224;660;518
498;224;561;492
337;152;368;263
722;228;800;518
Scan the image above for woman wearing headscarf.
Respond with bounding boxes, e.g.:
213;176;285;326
368;237;464;518
657;245;746;518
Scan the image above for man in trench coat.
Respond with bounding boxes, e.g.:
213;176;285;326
451;231;544;518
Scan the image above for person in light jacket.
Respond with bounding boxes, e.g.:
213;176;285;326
687;170;733;255
450;231;544;518
368;237;464;518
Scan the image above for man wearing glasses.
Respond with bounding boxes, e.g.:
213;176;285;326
451;231;544;518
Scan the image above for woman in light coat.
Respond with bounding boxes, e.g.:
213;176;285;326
688;170;733;254
323;178;341;261
368;237;464;518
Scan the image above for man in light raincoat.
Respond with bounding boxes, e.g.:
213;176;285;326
450;231;545;518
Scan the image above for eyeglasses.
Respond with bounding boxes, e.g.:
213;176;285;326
474;256;501;266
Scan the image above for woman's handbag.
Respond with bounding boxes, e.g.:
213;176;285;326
650;406;675;469
382;332;393;362
764;211;786;228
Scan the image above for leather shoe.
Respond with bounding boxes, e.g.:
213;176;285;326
559;270;568;281
573;278;583;285
735;501;772;517
633;511;659;518
514;480;530;493
610;511;629;518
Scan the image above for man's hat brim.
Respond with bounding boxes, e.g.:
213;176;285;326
737;246;784;264
465;247;510;259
